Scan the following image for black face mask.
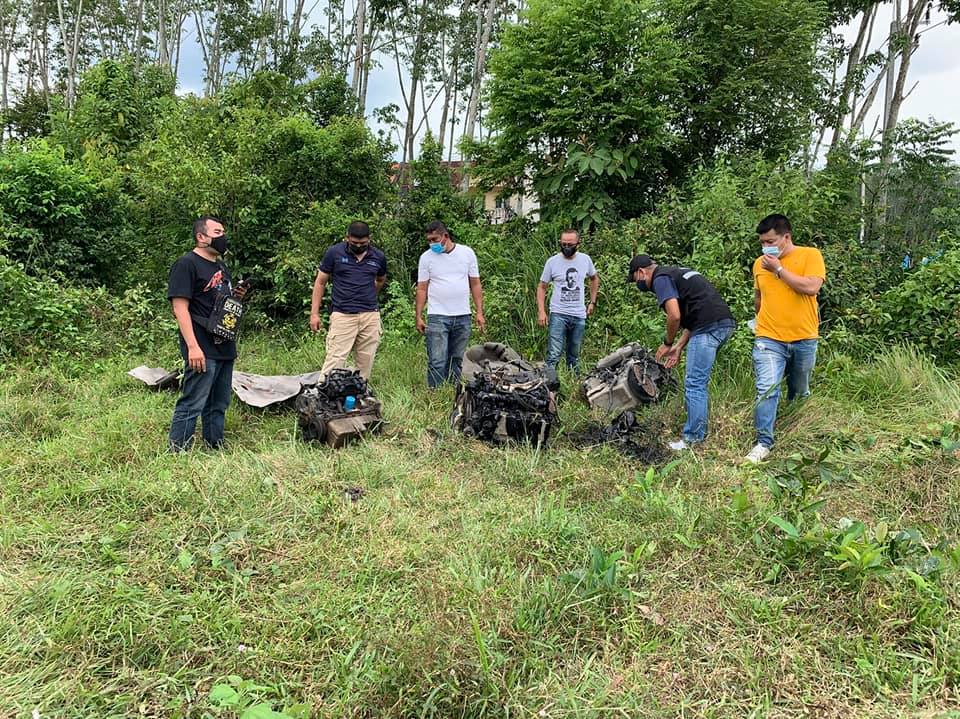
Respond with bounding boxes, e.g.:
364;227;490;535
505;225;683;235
560;244;577;258
636;279;648;292
346;241;368;256
210;235;228;256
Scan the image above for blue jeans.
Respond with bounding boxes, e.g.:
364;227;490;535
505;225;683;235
168;357;234;451
546;313;587;373
682;321;735;443
753;337;818;448
426;314;472;388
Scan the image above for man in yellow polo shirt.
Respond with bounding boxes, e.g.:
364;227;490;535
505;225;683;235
745;214;826;463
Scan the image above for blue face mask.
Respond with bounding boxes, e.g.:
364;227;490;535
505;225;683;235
762;246;781;257
430;242;444;254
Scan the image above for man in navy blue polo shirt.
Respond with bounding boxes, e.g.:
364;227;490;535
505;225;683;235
310;221;387;380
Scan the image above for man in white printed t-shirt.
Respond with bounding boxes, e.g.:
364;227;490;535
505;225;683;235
536;228;599;374
415;220;486;388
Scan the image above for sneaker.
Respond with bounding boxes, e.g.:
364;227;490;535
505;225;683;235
744;444;771;464
667;439;690;451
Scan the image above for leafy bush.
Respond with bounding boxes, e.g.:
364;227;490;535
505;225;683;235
873;238;960;363
0;140;122;285
0;256;169;361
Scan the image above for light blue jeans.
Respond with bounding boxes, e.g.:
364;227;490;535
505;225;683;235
426;314;472;388
682;320;735;443
753;337;818;448
169;357;234;451
546;312;587;373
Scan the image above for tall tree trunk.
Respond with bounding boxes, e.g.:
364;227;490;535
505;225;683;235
56;0;85;110
461;0;495;189
351;0;366;95
828;4;877;154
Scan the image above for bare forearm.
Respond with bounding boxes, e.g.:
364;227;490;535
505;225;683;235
415;284;427;318
779;269;823;295
470;279;484;314
311;278;327;314
665;315;681;344
589;275;599;304
172;301;199;348
536;284;547;314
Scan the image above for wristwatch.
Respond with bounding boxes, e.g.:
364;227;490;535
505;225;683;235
775;266;784;278
662;335;674;346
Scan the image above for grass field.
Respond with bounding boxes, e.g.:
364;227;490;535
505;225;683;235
1;335;958;718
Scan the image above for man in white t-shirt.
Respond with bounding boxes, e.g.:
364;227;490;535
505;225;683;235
536;228;599;373
415;220;486;388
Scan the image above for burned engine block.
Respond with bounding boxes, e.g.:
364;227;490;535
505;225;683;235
450;344;559;446
295;369;382;447
580;343;676;412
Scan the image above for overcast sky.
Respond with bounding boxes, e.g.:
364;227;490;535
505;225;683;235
174;7;960;160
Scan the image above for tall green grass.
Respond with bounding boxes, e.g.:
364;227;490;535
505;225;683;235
0;338;958;717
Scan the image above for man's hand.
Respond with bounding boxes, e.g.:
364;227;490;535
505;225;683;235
416;315;426;334
537;310;548;327
587;301;596;316
661;345;683;368
309;312;324;333
233;286;247;300
187;344;206;373
760;255;782;273
655;343;675;365
476;311;487;333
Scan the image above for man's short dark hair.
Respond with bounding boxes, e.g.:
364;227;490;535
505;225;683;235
193;214;223;239
560;228;580;240
425;220;449;236
756;214;792;236
347;221;370;239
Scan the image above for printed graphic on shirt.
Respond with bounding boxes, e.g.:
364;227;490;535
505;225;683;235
203;269;226;293
559;267;581;304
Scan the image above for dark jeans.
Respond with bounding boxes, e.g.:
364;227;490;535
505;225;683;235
546;312;587;373
168;357;234;451
426;314;472;388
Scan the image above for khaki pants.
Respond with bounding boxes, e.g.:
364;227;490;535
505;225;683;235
321;311;382;380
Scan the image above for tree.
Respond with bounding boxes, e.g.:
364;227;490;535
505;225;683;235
478;0;688;226
479;0;833;227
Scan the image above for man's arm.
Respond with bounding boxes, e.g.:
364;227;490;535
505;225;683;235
654;298;682;365
469;276;486;332
760;255;824;295
310;270;330;332
375;274;386;293
754;287;762;314
415;280;428;334
536;281;549;326
777;268;824;296
587;274;599;315
171;297;205;372
662;298;681;344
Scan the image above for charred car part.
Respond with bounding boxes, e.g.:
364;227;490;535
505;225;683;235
570;410;671;464
451;343;559;446
581;343;676;412
295;369;383;448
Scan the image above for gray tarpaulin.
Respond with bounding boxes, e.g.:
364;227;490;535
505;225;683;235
231;370;324;408
128;365;326;408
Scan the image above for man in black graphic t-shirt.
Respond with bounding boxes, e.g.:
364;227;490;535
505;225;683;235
167;215;247;451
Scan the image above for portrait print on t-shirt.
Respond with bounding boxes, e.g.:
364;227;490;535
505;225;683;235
541;252;596;319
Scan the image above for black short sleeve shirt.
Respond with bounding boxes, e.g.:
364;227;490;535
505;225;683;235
167;251;237;361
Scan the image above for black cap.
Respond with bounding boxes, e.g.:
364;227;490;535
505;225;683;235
626;254;654;282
